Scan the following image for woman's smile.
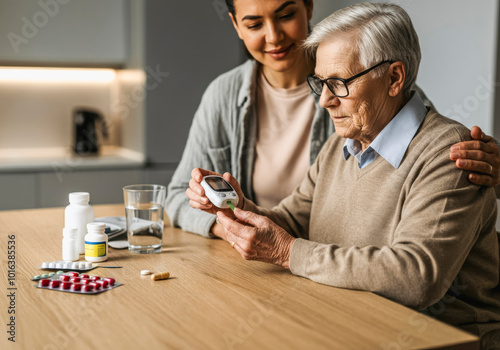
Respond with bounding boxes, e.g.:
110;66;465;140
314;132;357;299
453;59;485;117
265;43;294;60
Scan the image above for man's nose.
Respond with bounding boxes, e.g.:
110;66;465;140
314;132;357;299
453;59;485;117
319;84;340;109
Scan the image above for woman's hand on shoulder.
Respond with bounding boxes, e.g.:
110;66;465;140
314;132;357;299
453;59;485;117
450;126;500;187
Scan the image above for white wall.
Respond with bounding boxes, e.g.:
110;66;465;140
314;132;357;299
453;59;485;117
312;0;499;134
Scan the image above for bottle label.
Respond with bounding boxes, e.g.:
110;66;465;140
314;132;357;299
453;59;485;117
85;241;106;257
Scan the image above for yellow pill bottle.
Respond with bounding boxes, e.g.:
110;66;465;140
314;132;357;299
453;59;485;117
85;223;108;262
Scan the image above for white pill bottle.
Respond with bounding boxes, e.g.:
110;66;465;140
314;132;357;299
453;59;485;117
85;222;108;262
62;227;79;261
65;192;94;254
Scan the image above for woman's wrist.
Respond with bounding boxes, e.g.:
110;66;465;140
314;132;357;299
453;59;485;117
210;222;226;240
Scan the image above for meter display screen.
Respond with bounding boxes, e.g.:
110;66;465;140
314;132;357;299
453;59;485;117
205;177;233;191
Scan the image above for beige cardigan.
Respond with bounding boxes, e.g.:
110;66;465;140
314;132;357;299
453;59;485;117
243;109;500;338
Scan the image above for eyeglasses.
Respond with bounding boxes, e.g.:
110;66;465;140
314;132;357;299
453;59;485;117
307;61;395;97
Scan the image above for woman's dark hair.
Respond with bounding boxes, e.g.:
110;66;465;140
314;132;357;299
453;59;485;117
225;0;312;17
225;0;313;59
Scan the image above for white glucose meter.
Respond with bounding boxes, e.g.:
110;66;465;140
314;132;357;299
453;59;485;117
200;175;239;209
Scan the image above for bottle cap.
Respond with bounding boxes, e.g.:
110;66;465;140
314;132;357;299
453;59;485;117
69;192;90;204
63;227;77;238
87;222;106;234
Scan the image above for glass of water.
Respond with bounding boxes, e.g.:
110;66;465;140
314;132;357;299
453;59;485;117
123;184;166;254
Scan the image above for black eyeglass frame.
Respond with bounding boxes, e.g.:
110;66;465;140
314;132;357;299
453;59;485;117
307;60;395;97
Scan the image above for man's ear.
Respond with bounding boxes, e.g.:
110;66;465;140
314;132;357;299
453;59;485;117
229;12;243;40
387;61;406;97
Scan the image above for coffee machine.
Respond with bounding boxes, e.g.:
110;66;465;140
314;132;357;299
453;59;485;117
73;108;108;155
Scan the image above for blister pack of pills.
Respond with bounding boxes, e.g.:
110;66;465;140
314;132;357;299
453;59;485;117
33;271;121;295
38;260;96;271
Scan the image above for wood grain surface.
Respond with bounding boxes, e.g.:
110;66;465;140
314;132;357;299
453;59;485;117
0;205;478;350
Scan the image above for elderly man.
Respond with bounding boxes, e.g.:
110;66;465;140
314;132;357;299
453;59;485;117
187;3;500;348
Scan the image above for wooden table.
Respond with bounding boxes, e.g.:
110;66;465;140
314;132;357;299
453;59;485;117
0;205;478;350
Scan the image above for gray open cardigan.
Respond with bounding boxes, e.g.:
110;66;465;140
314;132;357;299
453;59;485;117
165;59;489;237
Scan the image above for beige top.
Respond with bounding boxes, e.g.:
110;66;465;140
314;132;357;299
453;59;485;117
244;109;500;342
252;72;315;208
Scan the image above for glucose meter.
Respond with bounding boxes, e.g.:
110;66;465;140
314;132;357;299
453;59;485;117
200;175;239;209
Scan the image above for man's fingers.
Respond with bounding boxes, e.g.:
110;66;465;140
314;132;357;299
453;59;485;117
455;159;494;175
218;211;251;235
233;208;267;227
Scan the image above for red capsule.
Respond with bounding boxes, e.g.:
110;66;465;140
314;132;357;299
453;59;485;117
49;280;60;288
91;276;101;281
81;284;94;292
70;277;81;283
80;278;91;285
67;271;79;277
80;274;90;279
60;282;72;290
103;278;115;286
59;275;70;282
38;279;51;287
71;283;83;291
96;280;109;288
89;282;101;290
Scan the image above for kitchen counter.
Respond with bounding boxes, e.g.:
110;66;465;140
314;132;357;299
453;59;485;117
0;146;145;172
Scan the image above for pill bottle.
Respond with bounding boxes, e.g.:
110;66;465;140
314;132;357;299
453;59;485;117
85;223;108;262
62;227;79;262
65;192;94;255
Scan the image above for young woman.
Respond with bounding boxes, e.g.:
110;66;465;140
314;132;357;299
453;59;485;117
166;0;500;239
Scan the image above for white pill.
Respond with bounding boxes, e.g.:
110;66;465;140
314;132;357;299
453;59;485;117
85;262;92;268
63;262;71;268
41;262;48;268
48;262;55;268
55;263;62;268
141;270;152;275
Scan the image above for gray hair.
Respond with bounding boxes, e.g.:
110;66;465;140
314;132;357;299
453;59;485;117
304;2;421;96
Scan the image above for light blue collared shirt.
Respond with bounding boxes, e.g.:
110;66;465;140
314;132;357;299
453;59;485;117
343;92;428;169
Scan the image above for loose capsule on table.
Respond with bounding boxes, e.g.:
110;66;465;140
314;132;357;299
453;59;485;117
151;272;170;281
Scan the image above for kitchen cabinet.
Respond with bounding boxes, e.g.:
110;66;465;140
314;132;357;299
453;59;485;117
0;167;175;211
39;169;143;208
0;0;128;67
0;174;37;210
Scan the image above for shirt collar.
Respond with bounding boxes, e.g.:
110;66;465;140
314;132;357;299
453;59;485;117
343;92;428;168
